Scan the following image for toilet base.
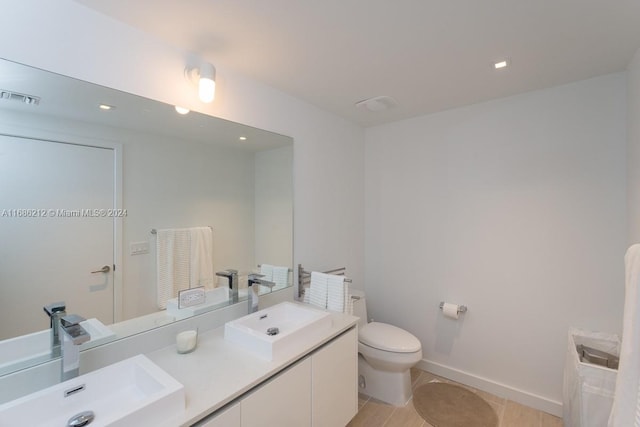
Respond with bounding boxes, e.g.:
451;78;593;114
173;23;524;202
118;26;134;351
358;354;413;406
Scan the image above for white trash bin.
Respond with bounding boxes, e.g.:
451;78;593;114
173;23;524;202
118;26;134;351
563;327;620;427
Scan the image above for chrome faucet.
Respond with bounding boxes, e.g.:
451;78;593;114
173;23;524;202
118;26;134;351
216;269;239;303
43;301;66;358
248;274;275;313
60;314;91;381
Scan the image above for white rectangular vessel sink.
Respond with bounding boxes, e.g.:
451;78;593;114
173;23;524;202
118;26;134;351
0;354;184;426
0;318;116;375
224;302;332;361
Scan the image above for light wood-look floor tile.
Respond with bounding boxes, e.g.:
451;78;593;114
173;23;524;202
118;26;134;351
540;411;563;427
357;393;370;410
350;368;564;427
384;399;425;427
347;399;395;427
502;400;541;427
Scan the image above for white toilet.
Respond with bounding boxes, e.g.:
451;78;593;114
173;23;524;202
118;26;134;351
352;290;422;406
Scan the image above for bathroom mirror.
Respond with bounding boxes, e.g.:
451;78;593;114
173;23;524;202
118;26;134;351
0;58;293;376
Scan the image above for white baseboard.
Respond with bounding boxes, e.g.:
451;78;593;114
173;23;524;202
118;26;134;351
417;359;563;418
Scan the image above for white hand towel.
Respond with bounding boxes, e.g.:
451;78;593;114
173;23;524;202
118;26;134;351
272;266;289;288
156;228;191;309
309;272;329;309
344;283;353;315
608;244;640;427
190;227;214;289
326;274;345;312
260;264;274;282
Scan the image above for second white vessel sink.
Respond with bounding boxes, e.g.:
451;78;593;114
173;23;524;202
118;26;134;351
224;301;332;361
0;354;184;426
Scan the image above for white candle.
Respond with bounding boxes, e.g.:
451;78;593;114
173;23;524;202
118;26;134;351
176;330;198;354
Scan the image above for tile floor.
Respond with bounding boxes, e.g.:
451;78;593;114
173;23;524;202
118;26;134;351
347;367;563;427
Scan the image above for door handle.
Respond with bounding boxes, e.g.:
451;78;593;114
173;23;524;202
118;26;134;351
91;265;111;274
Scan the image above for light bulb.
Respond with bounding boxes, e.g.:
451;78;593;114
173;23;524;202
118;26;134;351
199;77;215;103
198;63;216;103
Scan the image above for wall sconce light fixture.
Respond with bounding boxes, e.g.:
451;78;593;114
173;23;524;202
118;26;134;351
185;62;216;103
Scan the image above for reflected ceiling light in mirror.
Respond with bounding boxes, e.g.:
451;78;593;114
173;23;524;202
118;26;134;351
174;106;190;115
99;104;114;110
185;61;216;103
239;136;247;141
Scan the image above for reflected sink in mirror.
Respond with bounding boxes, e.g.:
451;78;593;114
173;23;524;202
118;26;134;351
224;302;332;361
0;318;115;376
0;354;184;426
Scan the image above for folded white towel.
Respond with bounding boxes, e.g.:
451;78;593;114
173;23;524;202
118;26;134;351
344;283;353;315
326;274;345;312
272;266;289;288
309;271;329;309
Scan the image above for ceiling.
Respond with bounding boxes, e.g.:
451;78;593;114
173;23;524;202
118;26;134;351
75;0;640;127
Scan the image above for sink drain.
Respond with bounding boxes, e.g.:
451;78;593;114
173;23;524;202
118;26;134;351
67;410;95;427
266;327;279;336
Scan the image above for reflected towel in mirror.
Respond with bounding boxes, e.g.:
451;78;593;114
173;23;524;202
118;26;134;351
156;227;213;309
260;264;274;281
272;266;289;288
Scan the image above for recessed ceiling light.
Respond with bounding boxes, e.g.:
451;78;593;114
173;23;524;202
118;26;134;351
98;104;114;110
493;59;510;70
239;136;247;141
174;106;190;115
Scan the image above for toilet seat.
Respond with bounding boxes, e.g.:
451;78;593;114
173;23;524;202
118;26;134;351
359;322;421;353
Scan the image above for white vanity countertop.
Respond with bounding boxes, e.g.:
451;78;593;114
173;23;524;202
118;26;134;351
148;307;358;427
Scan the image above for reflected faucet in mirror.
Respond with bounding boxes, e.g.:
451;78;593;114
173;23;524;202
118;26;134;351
60;314;90;381
216;270;239;303
247;274;275;313
43;302;66;358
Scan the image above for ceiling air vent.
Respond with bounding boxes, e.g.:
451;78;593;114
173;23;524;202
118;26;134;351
0;90;40;106
355;96;398;112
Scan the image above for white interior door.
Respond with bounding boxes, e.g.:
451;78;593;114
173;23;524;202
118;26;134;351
0;134;115;340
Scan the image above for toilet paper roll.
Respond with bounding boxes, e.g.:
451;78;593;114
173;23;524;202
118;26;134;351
442;303;460;320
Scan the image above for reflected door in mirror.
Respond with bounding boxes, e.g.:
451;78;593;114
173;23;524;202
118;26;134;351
0;136;116;340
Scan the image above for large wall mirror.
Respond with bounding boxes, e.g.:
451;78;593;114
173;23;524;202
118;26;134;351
0;58;293;376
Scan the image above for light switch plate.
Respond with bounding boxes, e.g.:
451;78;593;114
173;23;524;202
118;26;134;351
130;241;149;256
178;287;206;308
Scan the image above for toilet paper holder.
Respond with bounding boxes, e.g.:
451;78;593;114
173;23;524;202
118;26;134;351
439;302;467;314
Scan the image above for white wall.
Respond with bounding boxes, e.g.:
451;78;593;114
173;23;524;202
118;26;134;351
628;48;640;244
365;73;627;413
0;0;365;288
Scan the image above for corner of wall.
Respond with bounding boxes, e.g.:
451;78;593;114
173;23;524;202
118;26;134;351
628;48;640;245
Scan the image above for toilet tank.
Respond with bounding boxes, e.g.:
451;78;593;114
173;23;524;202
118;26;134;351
351;289;368;328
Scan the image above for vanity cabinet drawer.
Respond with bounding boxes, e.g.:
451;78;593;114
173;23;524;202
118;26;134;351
241;358;312;427
193;402;240;427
